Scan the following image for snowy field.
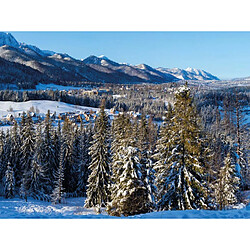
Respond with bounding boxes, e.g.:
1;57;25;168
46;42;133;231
0;100;110;118
35;83;88;91
0;191;249;219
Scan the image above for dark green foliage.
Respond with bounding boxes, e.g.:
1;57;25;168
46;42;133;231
154;86;209;210
85;103;111;209
4;162;15;199
213;152;240;210
51;143;66;204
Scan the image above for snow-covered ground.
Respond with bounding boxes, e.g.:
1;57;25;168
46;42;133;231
0;191;249;219
35;83;88;91
0;197;109;219
0;100;110;118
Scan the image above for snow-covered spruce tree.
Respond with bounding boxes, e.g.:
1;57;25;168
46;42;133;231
0;130;11;193
138;114;156;210
76;127;92;196
10;120;22;189
232;95;249;190
0;130;5;185
4;161;15;199
107;114;150;216
61;117;78;194
109;113;129;199
147;115;158;152
4;129;11;165
69;125;83;195
51;142;66;204
213;152;240;210
20;113;35;201
107;146;149;216
51;121;62;187
111;113;130;154
138;114;148;162
154;85;209;211
41;110;56;192
144;158;157;209
110;113;128;175
26;124;48;201
85;101;111;210
153;103;175;209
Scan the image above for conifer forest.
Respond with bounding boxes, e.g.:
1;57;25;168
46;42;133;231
0;83;249;217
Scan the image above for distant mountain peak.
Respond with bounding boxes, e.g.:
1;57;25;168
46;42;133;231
83;55;120;67
185;67;195;71
0;32;19;48
157;67;219;81
97;55;109;60
0;32;57;58
136;63;152;70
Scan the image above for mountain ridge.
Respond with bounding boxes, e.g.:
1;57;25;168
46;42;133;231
0;32;220;84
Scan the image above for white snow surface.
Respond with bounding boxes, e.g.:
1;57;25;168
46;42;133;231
35;83;86;91
0;100;111;117
0;191;249;218
0;197;109;219
98;55;109;60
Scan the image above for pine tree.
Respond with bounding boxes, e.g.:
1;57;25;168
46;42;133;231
76;127;91;196
154;85;209;210
10;120;22;189
153;103;175;209
4;129;11;165
108;114;150;216
69;125;82;195
85;101;111;210
51;142;66;204
27;124;48;200
42;110;56;191
107;146;149;216
61;117;76;193
4;161;15;199
138;114;156;210
109;113;130;203
0;130;11;191
147;115;157;152
0;130;5;185
52;121;62;187
138;114;148;157
233;95;249;190
20;114;35;201
213;152;240;210
144;158;157;209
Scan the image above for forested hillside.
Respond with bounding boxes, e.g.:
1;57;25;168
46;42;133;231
0;84;248;217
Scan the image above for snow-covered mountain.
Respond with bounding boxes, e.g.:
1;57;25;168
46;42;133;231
19;43;57;57
157;67;219;81
0;32;220;84
83;55;178;83
83;55;120;67
0;32;19;48
0;33;56;57
84;55;219;81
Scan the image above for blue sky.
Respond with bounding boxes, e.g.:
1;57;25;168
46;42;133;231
11;32;250;79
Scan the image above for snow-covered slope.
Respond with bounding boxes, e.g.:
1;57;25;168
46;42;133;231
19;43;49;57
157;67;219;81
83;55;120;67
0;100;110;118
0;194;249;218
84;55;219;81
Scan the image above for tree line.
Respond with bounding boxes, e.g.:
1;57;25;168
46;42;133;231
0;85;249;216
